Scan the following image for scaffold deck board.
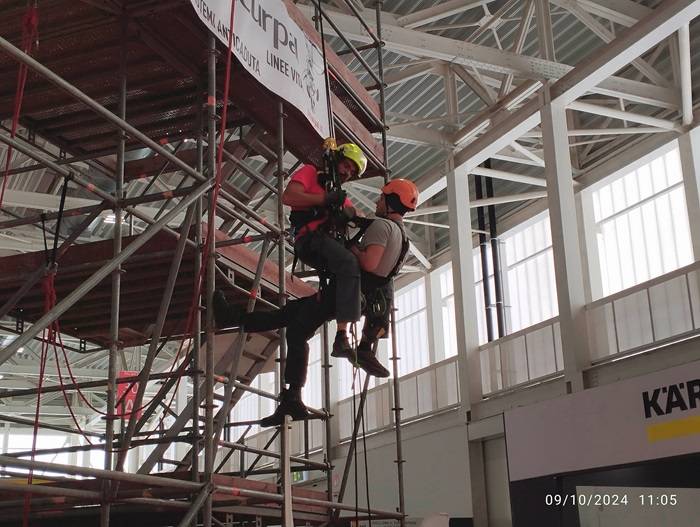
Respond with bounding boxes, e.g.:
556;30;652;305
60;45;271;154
0;229;315;348
0;0;385;179
0;472;333;526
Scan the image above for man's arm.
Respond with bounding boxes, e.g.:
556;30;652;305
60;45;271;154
282;181;325;208
351;243;386;273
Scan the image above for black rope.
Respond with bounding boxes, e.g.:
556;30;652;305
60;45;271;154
51;175;70;266
351;366;359;526
40;213;49;266
315;0;335;139
360;345;377;527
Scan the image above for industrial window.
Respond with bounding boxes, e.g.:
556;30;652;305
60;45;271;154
231;370;276;436
391;277;429;376
437;258;490;359
502;213;559;332
302;333;323;411
438;264;459;358
591;146;693;297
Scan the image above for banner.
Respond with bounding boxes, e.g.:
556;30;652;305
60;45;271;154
505;359;700;481
190;0;331;138
116;370;141;420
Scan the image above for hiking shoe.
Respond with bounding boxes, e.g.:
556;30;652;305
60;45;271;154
213;290;242;329
259;388;309;428
356;343;390;378
331;333;357;364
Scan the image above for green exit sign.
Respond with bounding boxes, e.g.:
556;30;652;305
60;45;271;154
292;471;307;483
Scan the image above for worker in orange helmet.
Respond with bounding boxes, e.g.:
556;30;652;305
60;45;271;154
335;177;419;376
214;178;420;427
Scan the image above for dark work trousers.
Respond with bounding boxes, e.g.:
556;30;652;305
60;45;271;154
241;277;392;389
241;286;336;388
294;230;361;324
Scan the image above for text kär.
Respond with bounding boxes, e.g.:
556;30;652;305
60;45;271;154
643;379;700;418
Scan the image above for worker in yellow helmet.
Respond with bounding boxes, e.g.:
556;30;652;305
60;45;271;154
283;142;367;355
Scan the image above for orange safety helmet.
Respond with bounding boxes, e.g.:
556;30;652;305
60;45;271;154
382;178;419;212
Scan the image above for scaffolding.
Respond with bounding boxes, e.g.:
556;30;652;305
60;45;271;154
0;1;405;526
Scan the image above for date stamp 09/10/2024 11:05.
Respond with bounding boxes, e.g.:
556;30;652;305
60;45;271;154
544;493;679;508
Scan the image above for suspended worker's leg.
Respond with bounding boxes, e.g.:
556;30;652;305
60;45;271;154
213;289;300;331
296;232;361;356
333;283;392;377
260;291;334;427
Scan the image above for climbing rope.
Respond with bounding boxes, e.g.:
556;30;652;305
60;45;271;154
348;323;374;525
0;2;39;210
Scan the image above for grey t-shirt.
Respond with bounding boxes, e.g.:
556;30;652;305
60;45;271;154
359;217;406;277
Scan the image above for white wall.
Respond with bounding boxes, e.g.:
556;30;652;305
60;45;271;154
334;410;472;520
484;438;511;527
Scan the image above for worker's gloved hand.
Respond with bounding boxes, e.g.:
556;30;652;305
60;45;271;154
324;189;347;208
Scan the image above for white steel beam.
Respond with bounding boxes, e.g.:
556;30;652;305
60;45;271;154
678;24;693;125
445;157;482;407
522;127;673;137
678;127;700;258
299;4;679;108
509;140;545;166
470;166;547;187
396;0;491;29
567;101;680;130
404;219;449;229
471;191;547;207
408;241;432;269
541;98;588;391
500;0;535;97
553;0;670;87
452;64;496;105
385;126;453;148
549;0;699;106
405;205;449;218
577;0;652;27
381;62;437;89
444;65;461;123
347;181;381;194
535;0;556;61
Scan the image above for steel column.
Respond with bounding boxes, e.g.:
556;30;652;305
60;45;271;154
275;100;293;527
679;126;700;260
541;94;589;391
322;322;333;517
203;32;217;527
101;16;127;526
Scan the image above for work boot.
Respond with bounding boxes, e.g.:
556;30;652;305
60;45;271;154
259;388;309;428
355;341;390;378
213;289;242;329
330;331;357;364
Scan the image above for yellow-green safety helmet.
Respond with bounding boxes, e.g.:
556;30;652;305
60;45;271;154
338;143;367;177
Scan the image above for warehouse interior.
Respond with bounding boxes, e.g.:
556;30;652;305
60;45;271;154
0;0;700;526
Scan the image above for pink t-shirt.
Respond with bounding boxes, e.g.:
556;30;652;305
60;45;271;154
289;164;352;235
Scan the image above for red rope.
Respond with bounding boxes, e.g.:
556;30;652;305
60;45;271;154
143;0;238;436
22;272;51;527
0;5;39;210
20;10;240;507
